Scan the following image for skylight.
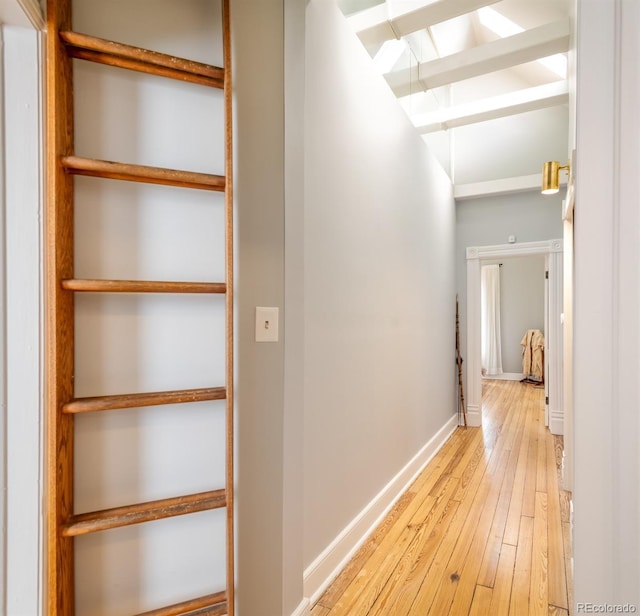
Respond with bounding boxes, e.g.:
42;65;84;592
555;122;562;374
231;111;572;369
478;7;567;79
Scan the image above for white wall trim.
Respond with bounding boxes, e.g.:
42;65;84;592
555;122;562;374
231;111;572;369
455;173;567;201
466;239;563;261
2;25;44;616
17;0;44;29
549;409;565;435
465;402;481;427
547;250;563;435
572;0;640;603
466;240;563;432
0;26;7;616
0;0;43;28
289;597;310;616
482;372;524;381
303;414;458;606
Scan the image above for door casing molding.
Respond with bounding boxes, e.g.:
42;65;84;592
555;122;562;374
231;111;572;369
0;20;45;616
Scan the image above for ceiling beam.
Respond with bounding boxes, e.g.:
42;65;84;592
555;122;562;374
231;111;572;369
355;0;501;48
386;19;571;96
415;81;569;133
454;173;567;200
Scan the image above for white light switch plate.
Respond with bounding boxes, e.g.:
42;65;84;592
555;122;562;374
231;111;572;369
255;307;279;342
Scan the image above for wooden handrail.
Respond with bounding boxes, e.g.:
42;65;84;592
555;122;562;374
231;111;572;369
61;30;224;88
134;592;226;616
62;156;225;191
62;279;226;294
62;490;227;537
63;387;226;414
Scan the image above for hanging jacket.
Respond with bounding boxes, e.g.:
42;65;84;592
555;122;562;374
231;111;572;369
520;329;544;381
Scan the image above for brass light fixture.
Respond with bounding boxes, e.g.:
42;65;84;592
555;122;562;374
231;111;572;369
541;160;570;194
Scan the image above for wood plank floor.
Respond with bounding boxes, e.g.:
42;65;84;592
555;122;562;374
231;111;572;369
311;380;573;616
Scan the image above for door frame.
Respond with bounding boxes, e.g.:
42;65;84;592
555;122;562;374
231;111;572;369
466;239;564;433
0;7;45;614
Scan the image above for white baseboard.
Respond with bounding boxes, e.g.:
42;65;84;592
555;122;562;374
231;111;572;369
549;408;564;435
482;372;524;381
289;597;310;616
465;402;482;427
303;414;458;606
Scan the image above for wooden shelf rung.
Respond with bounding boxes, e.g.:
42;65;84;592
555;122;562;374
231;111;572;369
134;591;227;616
62;489;227;537
62;279;226;294
62;156;225;191
63;386;226;414
61;30;225;89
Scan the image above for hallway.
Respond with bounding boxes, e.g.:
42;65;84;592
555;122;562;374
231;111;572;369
311;380;573;615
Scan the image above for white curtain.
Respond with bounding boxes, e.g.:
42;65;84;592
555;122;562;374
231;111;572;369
481;264;503;376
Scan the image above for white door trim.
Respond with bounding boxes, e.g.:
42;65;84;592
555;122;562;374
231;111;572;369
465;239;563;433
572;0;640;603
1;23;45;616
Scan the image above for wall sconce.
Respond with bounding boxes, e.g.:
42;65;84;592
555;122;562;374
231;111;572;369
541;161;570;194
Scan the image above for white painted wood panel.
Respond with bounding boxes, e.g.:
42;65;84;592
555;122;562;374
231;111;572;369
2;24;44;616
573;0;640;605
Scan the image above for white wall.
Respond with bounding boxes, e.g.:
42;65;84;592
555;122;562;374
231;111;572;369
71;1;227;613
495;257;546;374
304;0;456;580
453;106;569;185
232;1;288;615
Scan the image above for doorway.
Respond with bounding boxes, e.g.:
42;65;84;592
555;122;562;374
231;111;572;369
466;239;563;434
480;257;546;379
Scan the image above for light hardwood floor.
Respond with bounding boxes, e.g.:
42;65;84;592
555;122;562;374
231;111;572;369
311;379;573;616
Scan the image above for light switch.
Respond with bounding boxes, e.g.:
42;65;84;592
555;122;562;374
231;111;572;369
255;307;279;342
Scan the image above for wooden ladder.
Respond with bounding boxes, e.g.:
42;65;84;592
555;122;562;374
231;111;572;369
45;1;234;614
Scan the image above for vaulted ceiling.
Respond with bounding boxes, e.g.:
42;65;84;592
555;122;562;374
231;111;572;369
339;0;572;199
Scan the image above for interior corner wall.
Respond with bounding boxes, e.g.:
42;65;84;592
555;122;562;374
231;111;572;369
283;1;306;614
455;192;563;386
303;0;456;574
